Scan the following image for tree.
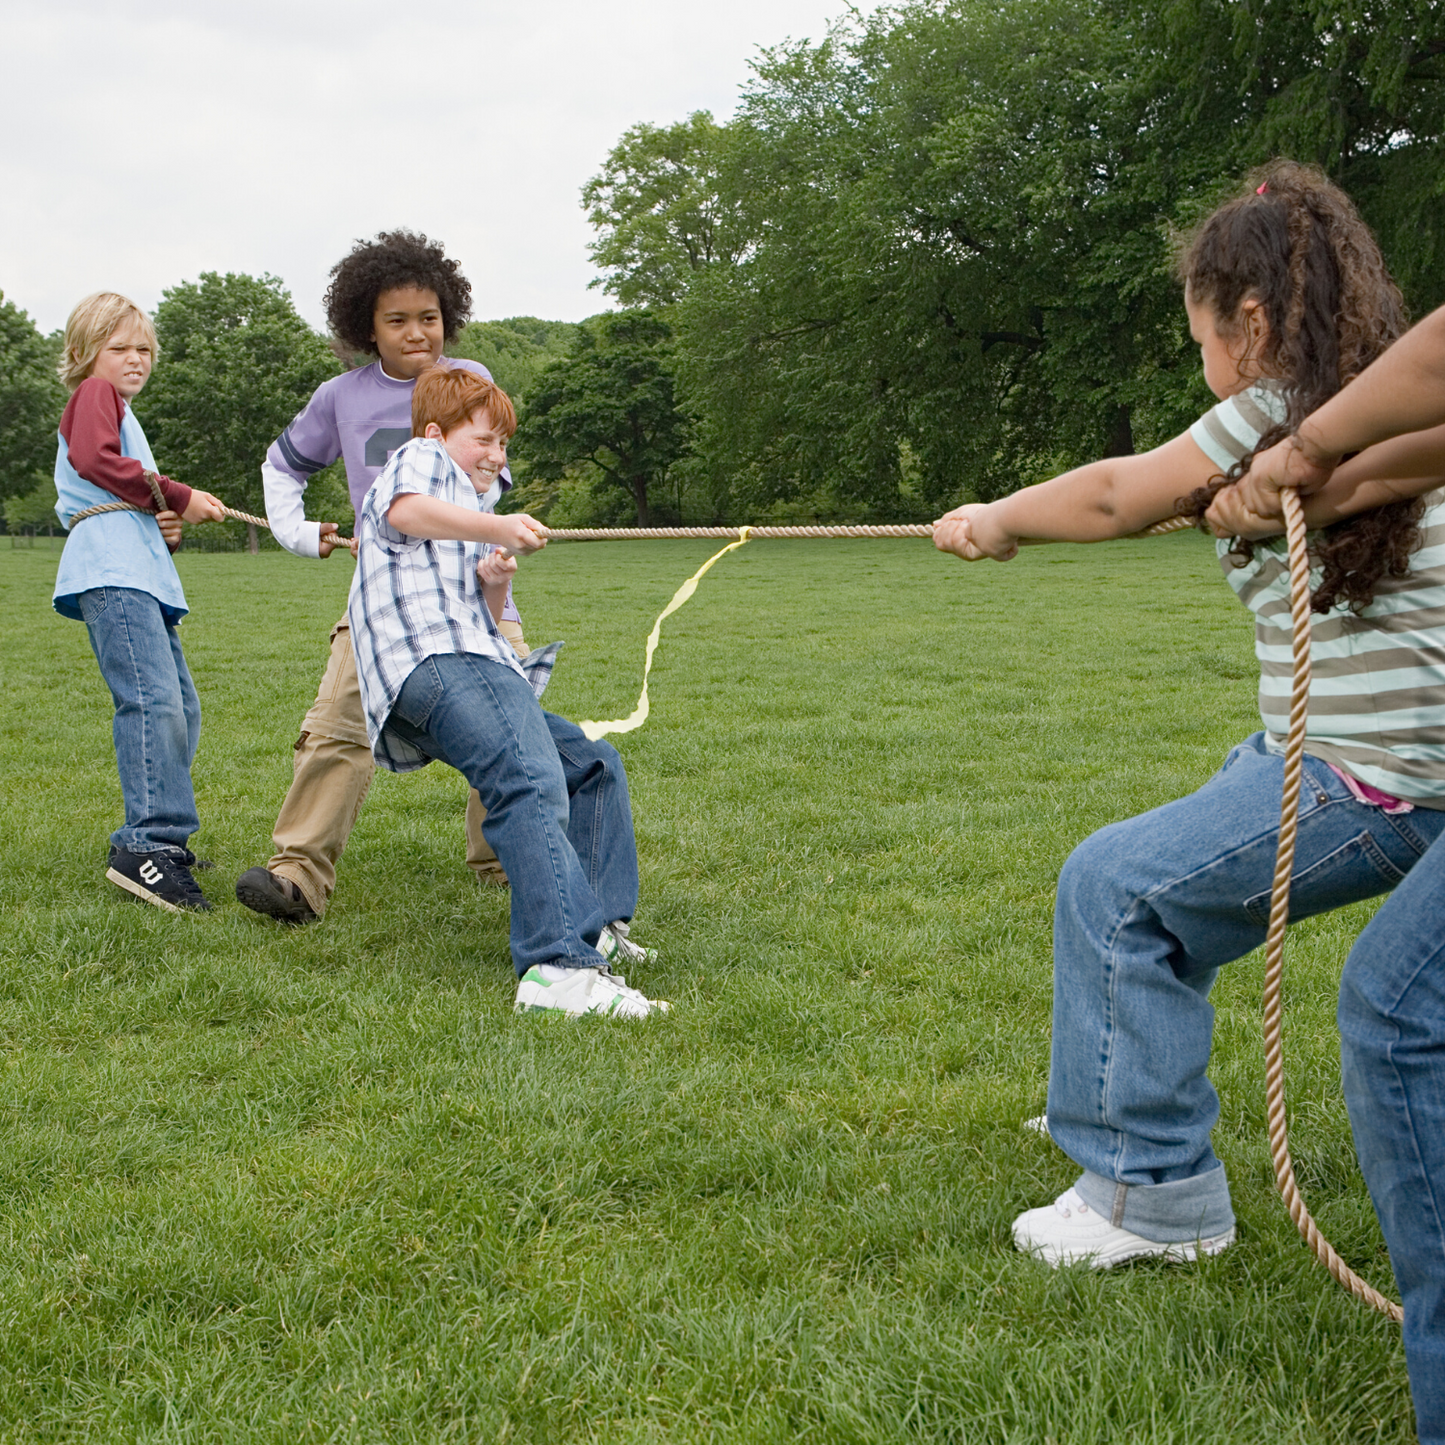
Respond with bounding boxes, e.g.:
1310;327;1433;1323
516;312;689;526
138;272;340;550
0;293;66;507
451;317;579;407
583;0;1445;521
583;112;752;308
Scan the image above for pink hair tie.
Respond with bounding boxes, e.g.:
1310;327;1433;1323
1256;183;1269;194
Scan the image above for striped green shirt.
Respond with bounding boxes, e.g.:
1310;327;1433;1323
1190;381;1445;808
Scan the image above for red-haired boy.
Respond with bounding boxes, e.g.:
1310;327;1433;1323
346;367;667;1017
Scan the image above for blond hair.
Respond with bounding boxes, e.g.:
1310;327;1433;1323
59;292;159;391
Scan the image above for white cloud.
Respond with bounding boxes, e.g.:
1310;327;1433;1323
1;0;868;334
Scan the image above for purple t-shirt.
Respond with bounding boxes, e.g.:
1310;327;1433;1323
267;356;519;620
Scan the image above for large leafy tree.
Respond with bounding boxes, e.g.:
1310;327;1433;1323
138;272;340;548
584;0;1445;521
582;112;752;308
516;312;689;526
0;293;67;507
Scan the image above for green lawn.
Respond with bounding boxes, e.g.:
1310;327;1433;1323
0;535;1411;1442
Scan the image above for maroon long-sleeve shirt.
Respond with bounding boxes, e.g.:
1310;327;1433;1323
59;379;192;515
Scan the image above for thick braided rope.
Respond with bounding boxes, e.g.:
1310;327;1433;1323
546;523;936;540
1261;489;1402;1322
544;516;1190;542
65;472;338;538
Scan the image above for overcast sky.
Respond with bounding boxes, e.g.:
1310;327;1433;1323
2;0;872;336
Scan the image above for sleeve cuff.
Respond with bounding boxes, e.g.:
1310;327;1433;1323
293;519;323;559
156;475;193;514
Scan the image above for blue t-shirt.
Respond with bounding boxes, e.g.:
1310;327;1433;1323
52;404;187;622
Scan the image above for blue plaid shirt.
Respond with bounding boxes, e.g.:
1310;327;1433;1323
347;437;556;772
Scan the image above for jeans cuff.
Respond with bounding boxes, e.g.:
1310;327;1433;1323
1075;1164;1235;1243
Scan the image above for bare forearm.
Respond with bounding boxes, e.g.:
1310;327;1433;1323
990;461;1133;541
387;493;509;543
1298;428;1445;523
1300;306;1445;460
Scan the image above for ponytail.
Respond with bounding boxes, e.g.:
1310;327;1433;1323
1177;162;1421;613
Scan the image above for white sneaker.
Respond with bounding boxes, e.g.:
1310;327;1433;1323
1012;1188;1236;1269
514;963;669;1019
1023;1114;1051;1138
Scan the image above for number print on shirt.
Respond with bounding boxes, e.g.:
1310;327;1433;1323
365;428;412;468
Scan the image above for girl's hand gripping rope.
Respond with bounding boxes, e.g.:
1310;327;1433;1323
932;503;1020;561
155;488;224;550
1230;433;1340;523
1203;483;1287;541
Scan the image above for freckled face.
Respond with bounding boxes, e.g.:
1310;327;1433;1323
429;408;509;493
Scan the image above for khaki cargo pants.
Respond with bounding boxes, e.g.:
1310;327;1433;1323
267;616;528;916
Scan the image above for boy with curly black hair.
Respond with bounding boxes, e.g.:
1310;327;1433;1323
235;230;523;924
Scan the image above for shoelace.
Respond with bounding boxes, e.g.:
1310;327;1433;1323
165;856;207;906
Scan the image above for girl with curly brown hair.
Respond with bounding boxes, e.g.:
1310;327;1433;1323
930;164;1445;1280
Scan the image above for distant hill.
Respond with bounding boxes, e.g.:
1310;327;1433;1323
451;317;579;406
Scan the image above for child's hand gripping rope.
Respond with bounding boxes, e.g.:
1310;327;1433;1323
66;470;355;548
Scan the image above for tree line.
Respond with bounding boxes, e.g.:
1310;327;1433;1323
581;0;1444;523
3;0;1443;534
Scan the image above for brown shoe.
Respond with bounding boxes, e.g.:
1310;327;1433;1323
235;867;319;924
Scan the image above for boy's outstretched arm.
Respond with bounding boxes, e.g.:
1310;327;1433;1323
934;430;1222;561
386;494;547;552
1235;304;1445;518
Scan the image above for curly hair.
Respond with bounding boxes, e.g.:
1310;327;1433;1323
1176;161;1421;613
324;230;472;356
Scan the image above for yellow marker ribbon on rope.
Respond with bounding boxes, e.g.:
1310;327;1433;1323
579;528;753;740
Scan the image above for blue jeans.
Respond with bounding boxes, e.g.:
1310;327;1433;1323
78;587;201;857
1339;830;1445;1445
1049;734;1445;1242
389;653;639;977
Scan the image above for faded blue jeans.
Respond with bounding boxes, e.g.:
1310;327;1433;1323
388;653;639;977
1049;734;1445;1243
78;586;201;858
1339;830;1445;1445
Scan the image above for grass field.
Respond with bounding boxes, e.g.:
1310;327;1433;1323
0;535;1414;1442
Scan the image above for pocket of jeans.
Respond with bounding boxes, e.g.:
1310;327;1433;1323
78;588;109;623
392;657;442;731
1244;829;1408;927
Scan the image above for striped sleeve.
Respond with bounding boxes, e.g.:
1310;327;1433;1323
1188;382;1289;474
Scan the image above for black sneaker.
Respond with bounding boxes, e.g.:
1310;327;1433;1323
235;866;319;924
106;847;213;913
